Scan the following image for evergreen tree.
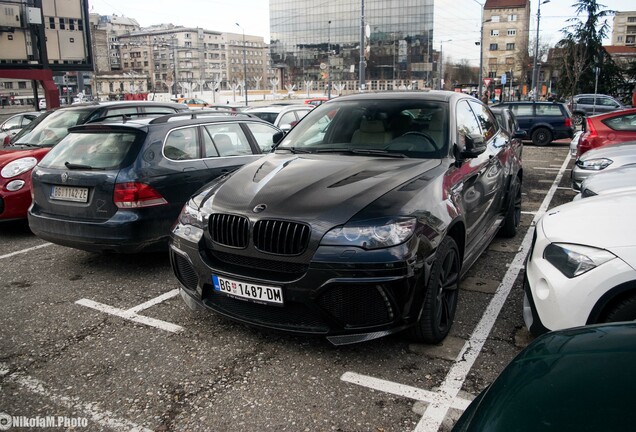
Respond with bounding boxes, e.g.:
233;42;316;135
553;0;625;97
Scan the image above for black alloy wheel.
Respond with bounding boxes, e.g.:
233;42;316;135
531;127;552;146
410;237;461;344
499;178;522;238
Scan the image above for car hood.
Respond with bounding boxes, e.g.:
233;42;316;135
579;141;636;161
540;191;636;266
200;153;441;225
583;166;636;195
0;147;50;166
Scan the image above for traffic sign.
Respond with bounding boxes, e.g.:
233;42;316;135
482;78;492;88
501;73;507;85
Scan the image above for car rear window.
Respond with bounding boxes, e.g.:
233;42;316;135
535;105;564;117
603;113;636;131
39;130;141;170
13;109;92;147
250;112;278;124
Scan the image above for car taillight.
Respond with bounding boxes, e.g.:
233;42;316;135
564;117;571;128
113;182;167;208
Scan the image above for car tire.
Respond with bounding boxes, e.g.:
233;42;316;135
409;237;460;344
531;127;552;146
603;295;636;322
498;177;522;238
572;112;584;127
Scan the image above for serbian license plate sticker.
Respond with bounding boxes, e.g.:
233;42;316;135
51;186;89;203
212;275;283;306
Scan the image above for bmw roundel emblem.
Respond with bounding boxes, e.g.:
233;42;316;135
253;204;267;213
61;172;68;183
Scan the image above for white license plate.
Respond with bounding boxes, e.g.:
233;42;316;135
51;186;89;203
212;275;283;306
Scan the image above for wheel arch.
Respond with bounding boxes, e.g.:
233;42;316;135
446;219;466;266
587;280;636;324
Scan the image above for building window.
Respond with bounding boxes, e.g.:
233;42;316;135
59;18;65;30
78;19;83;31
488;71;497;78
490;29;499;36
507;29;516;36
506;57;514;65
7;34;13;40
491;15;500;23
69;19;75;30
628;17;636;22
508;14;517;21
617;36;624;42
49;17;55;29
506;43;515;50
18;81;27;89
489;43;498;50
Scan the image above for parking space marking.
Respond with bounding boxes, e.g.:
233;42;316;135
414;151;572;432
520;211;537;215
127;289;180;313
341;372;471;411
342;152;572;432
0;243;51;260
75;298;184;333
2;365;152;432
532;166;567;172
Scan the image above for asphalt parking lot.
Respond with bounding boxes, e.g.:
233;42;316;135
0;140;576;432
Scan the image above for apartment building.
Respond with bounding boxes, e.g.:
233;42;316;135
611;11;636;46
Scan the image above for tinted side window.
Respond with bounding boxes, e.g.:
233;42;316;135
510;104;533;116
597;97;618;107
164;126;199;160
535;105;563;117
579;98;594;105
245;122;280;152
603;113;636;131
203;123;253;157
468;101;498;141
456;100;482;142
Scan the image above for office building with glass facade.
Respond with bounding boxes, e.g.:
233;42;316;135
270;0;435;92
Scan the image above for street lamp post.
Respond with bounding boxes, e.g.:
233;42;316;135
235;23;248;107
359;0;366;91
531;0;550;101
473;0;485;98
439;39;452;90
327;20;332;99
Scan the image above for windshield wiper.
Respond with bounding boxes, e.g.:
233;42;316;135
277;146;313;154
64;161;104;170
316;148;407;158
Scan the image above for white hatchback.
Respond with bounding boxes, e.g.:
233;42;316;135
524;191;636;335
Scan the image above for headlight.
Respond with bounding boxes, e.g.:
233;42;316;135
576;158;612;171
544;243;615;278
320;217;416;250
172;199;205;242
1;157;38;178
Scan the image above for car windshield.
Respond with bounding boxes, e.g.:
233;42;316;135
276;99;449;159
12;109;92;147
39;130;141;170
249;111;278;124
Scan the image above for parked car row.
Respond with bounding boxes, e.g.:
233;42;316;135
493;101;574;146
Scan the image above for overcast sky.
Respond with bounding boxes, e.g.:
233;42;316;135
89;0;635;65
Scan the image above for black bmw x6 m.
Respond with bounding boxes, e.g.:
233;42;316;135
169;91;523;345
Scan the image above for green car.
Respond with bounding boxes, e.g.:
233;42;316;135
454;322;636;431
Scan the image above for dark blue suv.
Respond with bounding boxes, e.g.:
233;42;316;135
493;101;574;146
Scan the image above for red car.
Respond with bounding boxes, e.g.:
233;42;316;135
0;101;187;221
577;107;636;157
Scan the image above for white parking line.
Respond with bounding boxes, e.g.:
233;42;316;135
414;151;572;432
2;365;152;431
76;298;184;333
342;152;572;432
341;372;471;411
520;211;536;215
532;166;567;171
0;243;51;260
128;289;180;313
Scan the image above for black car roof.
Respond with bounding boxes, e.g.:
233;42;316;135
52;100;187;112
67;112;277;132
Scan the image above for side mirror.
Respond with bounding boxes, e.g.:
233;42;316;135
461;133;487;158
273;131;285;145
280;124;292;133
513;129;527;139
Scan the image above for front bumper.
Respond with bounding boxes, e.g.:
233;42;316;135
0;178;32;221
28;207;174;253
570;165;597;191
524;224;635;334
170;233;430;344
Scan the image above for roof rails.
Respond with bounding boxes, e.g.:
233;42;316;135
86;111;175;124
148;110;255;124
